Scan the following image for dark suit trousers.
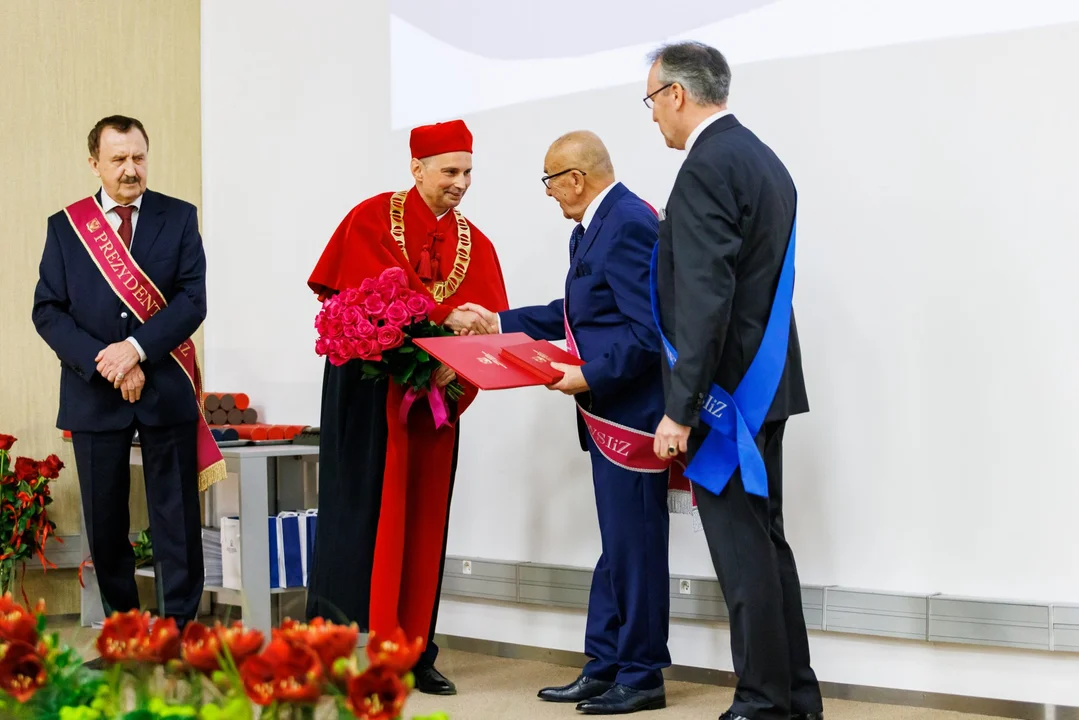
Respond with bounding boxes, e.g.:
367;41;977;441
73;421;204;623
582;435;671;690
693;420;822;719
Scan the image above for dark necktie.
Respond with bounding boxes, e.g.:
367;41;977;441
114;206;135;249
569;223;585;260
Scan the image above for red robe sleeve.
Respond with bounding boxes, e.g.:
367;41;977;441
309;195;410;299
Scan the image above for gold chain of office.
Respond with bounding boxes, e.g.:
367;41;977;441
389;190;471;303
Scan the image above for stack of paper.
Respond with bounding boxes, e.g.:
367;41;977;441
202;526;223;588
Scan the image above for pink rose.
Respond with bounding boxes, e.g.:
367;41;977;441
315;338;330;356
342;288;364;306
314;312;328;334
342;306;361;326
325;339;348;365
385;301;410;328
327;300;344;319
377;280;399;303
326;317;345;338
359;278;378;294
363;293;387;318
405;292;433;318
355;338;382;361
355;318;376;338
380;267;409;289
377;325;405;351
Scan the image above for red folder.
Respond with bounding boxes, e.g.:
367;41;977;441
412;333;583;390
499;339;584;385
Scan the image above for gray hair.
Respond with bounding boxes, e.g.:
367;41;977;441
647;41;731;106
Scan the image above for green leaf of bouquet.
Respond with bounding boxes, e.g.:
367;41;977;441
416;351;430;363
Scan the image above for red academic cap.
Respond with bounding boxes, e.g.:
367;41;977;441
409;119;473;159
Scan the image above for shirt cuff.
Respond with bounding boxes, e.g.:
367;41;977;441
126;337;147;363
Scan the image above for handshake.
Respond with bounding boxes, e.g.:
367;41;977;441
444;303;499;336
442;302;590;395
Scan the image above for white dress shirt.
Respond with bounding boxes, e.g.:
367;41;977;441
100;187;143;239
581;181;616;232
684;108;731;154
100;187;148;363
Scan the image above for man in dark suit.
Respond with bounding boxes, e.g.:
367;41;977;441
32;115;208;629
461;132;670;714
645;43;825;720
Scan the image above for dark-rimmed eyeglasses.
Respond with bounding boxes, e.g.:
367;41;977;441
643;83;674;109
541;168;586;189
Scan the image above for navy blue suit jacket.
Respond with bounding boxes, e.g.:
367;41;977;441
32;189;208;432
500;182;665;438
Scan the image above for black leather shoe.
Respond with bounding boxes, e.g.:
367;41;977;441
538;674;614;703
576;684;666;714
413;664;456;695
793;714;824;720
718;713;751;720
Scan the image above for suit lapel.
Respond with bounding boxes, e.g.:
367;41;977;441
132;190;166;263
570;182;627;272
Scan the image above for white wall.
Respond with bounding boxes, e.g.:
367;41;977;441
202;0;1079;704
201;0;392;421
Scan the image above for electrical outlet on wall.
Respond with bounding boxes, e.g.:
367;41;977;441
462;560;472;575
679;579;691;595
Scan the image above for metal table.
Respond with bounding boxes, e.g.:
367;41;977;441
80;443;319;637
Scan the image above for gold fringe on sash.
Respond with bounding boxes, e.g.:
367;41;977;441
199;459;228;492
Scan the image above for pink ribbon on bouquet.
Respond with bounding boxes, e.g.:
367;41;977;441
399;385;453;428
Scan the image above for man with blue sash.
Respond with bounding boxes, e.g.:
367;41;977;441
644;42;824;720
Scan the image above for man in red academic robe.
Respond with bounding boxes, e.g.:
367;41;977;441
306;119;508;695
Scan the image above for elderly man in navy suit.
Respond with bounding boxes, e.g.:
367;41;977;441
32;116;214;632
461;131;670;715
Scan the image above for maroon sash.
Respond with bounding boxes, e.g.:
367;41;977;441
64;197;225;491
562;304;697;519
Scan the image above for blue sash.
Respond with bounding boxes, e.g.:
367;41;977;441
648;218;797;498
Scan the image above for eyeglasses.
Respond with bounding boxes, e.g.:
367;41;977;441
643;83;674;109
541;168;586;189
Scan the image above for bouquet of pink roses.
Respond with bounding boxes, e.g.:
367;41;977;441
314;267;464;401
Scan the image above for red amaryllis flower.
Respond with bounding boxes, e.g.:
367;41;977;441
241;635;323;706
141;616;181;663
0;435;14;451
280;618;359;671
240;652;277;706
181;622;222;674
183;621;265;673
96;611;180;664
96;610;149;663
217;622;264;667
0;641;46;703
0;594;39;647
366;627;424;674
35;455;63;480
346;665;408;720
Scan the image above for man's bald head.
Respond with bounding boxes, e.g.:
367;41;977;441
543;130;616;222
546;130;615;180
